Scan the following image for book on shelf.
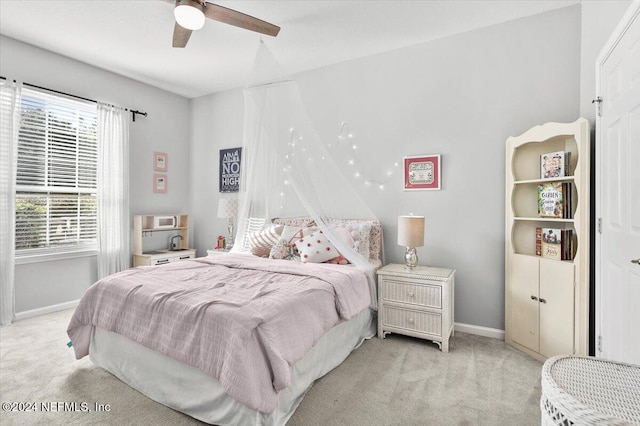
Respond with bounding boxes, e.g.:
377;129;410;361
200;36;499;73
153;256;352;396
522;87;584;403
538;182;563;218
538;182;573;219
540;151;571;179
536;227;574;260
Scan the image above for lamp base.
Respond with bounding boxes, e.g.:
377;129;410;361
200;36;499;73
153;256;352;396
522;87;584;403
226;219;235;250
404;247;418;268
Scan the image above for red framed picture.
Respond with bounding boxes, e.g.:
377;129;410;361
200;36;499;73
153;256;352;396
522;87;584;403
404;154;441;191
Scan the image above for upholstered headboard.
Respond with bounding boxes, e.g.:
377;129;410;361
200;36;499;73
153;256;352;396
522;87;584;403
271;217;383;268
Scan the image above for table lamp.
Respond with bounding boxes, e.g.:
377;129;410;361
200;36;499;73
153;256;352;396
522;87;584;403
398;215;425;268
217;198;239;249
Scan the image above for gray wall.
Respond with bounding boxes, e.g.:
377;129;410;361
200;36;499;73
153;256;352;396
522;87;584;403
191;6;583;331
0;36;191;313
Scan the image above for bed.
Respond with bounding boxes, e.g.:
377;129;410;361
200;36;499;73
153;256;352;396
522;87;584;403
67;218;382;425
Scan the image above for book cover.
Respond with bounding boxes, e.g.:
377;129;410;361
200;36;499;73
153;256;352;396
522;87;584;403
541;228;562;260
538;182;564;218
540;151;566;179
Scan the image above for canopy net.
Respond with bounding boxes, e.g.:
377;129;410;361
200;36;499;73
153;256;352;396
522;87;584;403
231;41;380;305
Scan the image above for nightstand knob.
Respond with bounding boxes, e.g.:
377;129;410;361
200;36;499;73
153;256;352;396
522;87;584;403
408;291;415;297
407;318;414;324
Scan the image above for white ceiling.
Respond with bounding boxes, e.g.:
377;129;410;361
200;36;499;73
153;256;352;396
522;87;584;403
0;0;579;99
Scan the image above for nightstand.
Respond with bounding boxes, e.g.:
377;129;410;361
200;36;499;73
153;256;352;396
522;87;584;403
207;248;230;257
377;263;455;352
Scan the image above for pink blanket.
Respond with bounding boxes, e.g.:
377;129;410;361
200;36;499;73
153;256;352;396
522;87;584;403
67;254;370;413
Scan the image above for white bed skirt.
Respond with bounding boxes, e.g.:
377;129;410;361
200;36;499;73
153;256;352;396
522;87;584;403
90;308;376;426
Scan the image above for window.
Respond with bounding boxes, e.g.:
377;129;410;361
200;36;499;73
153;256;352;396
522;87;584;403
15;87;98;258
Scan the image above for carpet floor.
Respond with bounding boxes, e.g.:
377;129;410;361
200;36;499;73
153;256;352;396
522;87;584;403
0;309;542;425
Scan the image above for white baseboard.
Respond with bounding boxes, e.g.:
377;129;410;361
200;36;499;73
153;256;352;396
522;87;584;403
454;322;505;340
15;299;80;321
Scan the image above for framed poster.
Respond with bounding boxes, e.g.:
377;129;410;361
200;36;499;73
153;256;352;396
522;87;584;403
153;152;168;172
220;147;242;193
153;174;167;193
404;154;441;191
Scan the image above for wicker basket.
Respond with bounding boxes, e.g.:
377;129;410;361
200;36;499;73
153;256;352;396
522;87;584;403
540;355;640;425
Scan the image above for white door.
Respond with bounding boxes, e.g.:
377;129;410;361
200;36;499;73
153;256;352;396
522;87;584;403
596;1;640;364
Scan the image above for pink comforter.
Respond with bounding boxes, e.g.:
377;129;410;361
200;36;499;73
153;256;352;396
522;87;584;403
67;254;371;413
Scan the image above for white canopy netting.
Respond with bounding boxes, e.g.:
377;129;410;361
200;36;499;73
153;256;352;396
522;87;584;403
231;41;380;303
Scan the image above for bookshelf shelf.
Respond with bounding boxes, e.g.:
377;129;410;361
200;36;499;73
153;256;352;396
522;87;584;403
513;217;575;223
514;176;575;185
505;119;590;362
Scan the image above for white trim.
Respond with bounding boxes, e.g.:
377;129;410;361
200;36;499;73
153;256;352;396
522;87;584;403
14;299;79;321
455;322;505;340
15;248;97;265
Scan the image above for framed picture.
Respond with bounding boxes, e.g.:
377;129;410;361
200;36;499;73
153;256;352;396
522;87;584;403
153;174;167;193
153;152;168;172
219;147;242;193
404;154;441;191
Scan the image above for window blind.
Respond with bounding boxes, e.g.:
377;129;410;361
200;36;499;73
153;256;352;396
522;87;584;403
15;87;98;256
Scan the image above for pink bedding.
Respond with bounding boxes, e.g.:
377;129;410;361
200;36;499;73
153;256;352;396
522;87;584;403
67;253;371;413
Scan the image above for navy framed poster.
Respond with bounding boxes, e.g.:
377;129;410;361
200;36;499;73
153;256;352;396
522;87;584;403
219;147;242;193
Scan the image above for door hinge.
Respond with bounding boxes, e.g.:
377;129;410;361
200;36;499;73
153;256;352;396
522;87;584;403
598;335;603;353
597;218;603;234
592;96;603;117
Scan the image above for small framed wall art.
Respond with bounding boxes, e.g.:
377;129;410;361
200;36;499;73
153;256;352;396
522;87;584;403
153;174;167;193
404;154;441;191
154;152;168;172
219;147;242;193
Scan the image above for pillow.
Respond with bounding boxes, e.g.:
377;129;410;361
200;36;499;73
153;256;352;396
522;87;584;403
269;238;293;260
248;225;283;257
294;230;340;263
330;223;371;261
269;226;316;260
281;225;317;243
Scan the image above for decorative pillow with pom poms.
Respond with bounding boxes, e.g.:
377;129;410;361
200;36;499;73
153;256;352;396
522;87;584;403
294;230;340;263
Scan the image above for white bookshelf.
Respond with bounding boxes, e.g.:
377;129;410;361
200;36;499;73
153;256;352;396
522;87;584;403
505;119;590;361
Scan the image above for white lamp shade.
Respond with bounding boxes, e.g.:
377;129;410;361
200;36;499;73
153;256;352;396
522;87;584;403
397;215;425;248
174;1;205;30
217;198;238;219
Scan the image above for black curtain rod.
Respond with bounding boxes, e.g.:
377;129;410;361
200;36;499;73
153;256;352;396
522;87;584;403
0;76;148;122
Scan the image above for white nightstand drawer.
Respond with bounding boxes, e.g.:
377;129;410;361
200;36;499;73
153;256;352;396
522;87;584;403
382;305;442;337
381;278;441;309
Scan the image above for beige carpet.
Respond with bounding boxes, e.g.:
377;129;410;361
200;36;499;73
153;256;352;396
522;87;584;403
0;309;542;425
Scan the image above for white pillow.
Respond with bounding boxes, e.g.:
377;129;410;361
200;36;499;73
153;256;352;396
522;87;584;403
248;225;283;257
294;230;340;263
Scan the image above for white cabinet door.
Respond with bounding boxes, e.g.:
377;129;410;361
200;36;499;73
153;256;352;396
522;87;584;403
540;260;575;357
597;2;640;364
511;254;540;352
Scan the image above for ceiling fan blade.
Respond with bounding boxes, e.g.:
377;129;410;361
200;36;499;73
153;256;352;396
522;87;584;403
203;3;280;37
173;22;193;48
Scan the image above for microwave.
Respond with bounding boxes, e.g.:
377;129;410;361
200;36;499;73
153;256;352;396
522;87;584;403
154;215;178;229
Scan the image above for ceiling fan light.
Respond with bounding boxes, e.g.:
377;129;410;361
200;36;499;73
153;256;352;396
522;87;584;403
174;1;205;31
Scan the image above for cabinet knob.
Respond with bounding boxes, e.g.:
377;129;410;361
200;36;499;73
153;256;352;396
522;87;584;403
530;295;538;301
539;298;547;304
407;318;414;324
632;258;640;265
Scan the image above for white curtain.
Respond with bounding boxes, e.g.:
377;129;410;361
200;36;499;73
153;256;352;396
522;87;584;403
97;103;130;279
0;80;21;326
234;42;379;303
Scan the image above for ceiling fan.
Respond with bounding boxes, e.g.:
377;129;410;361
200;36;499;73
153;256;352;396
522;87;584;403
162;0;280;48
